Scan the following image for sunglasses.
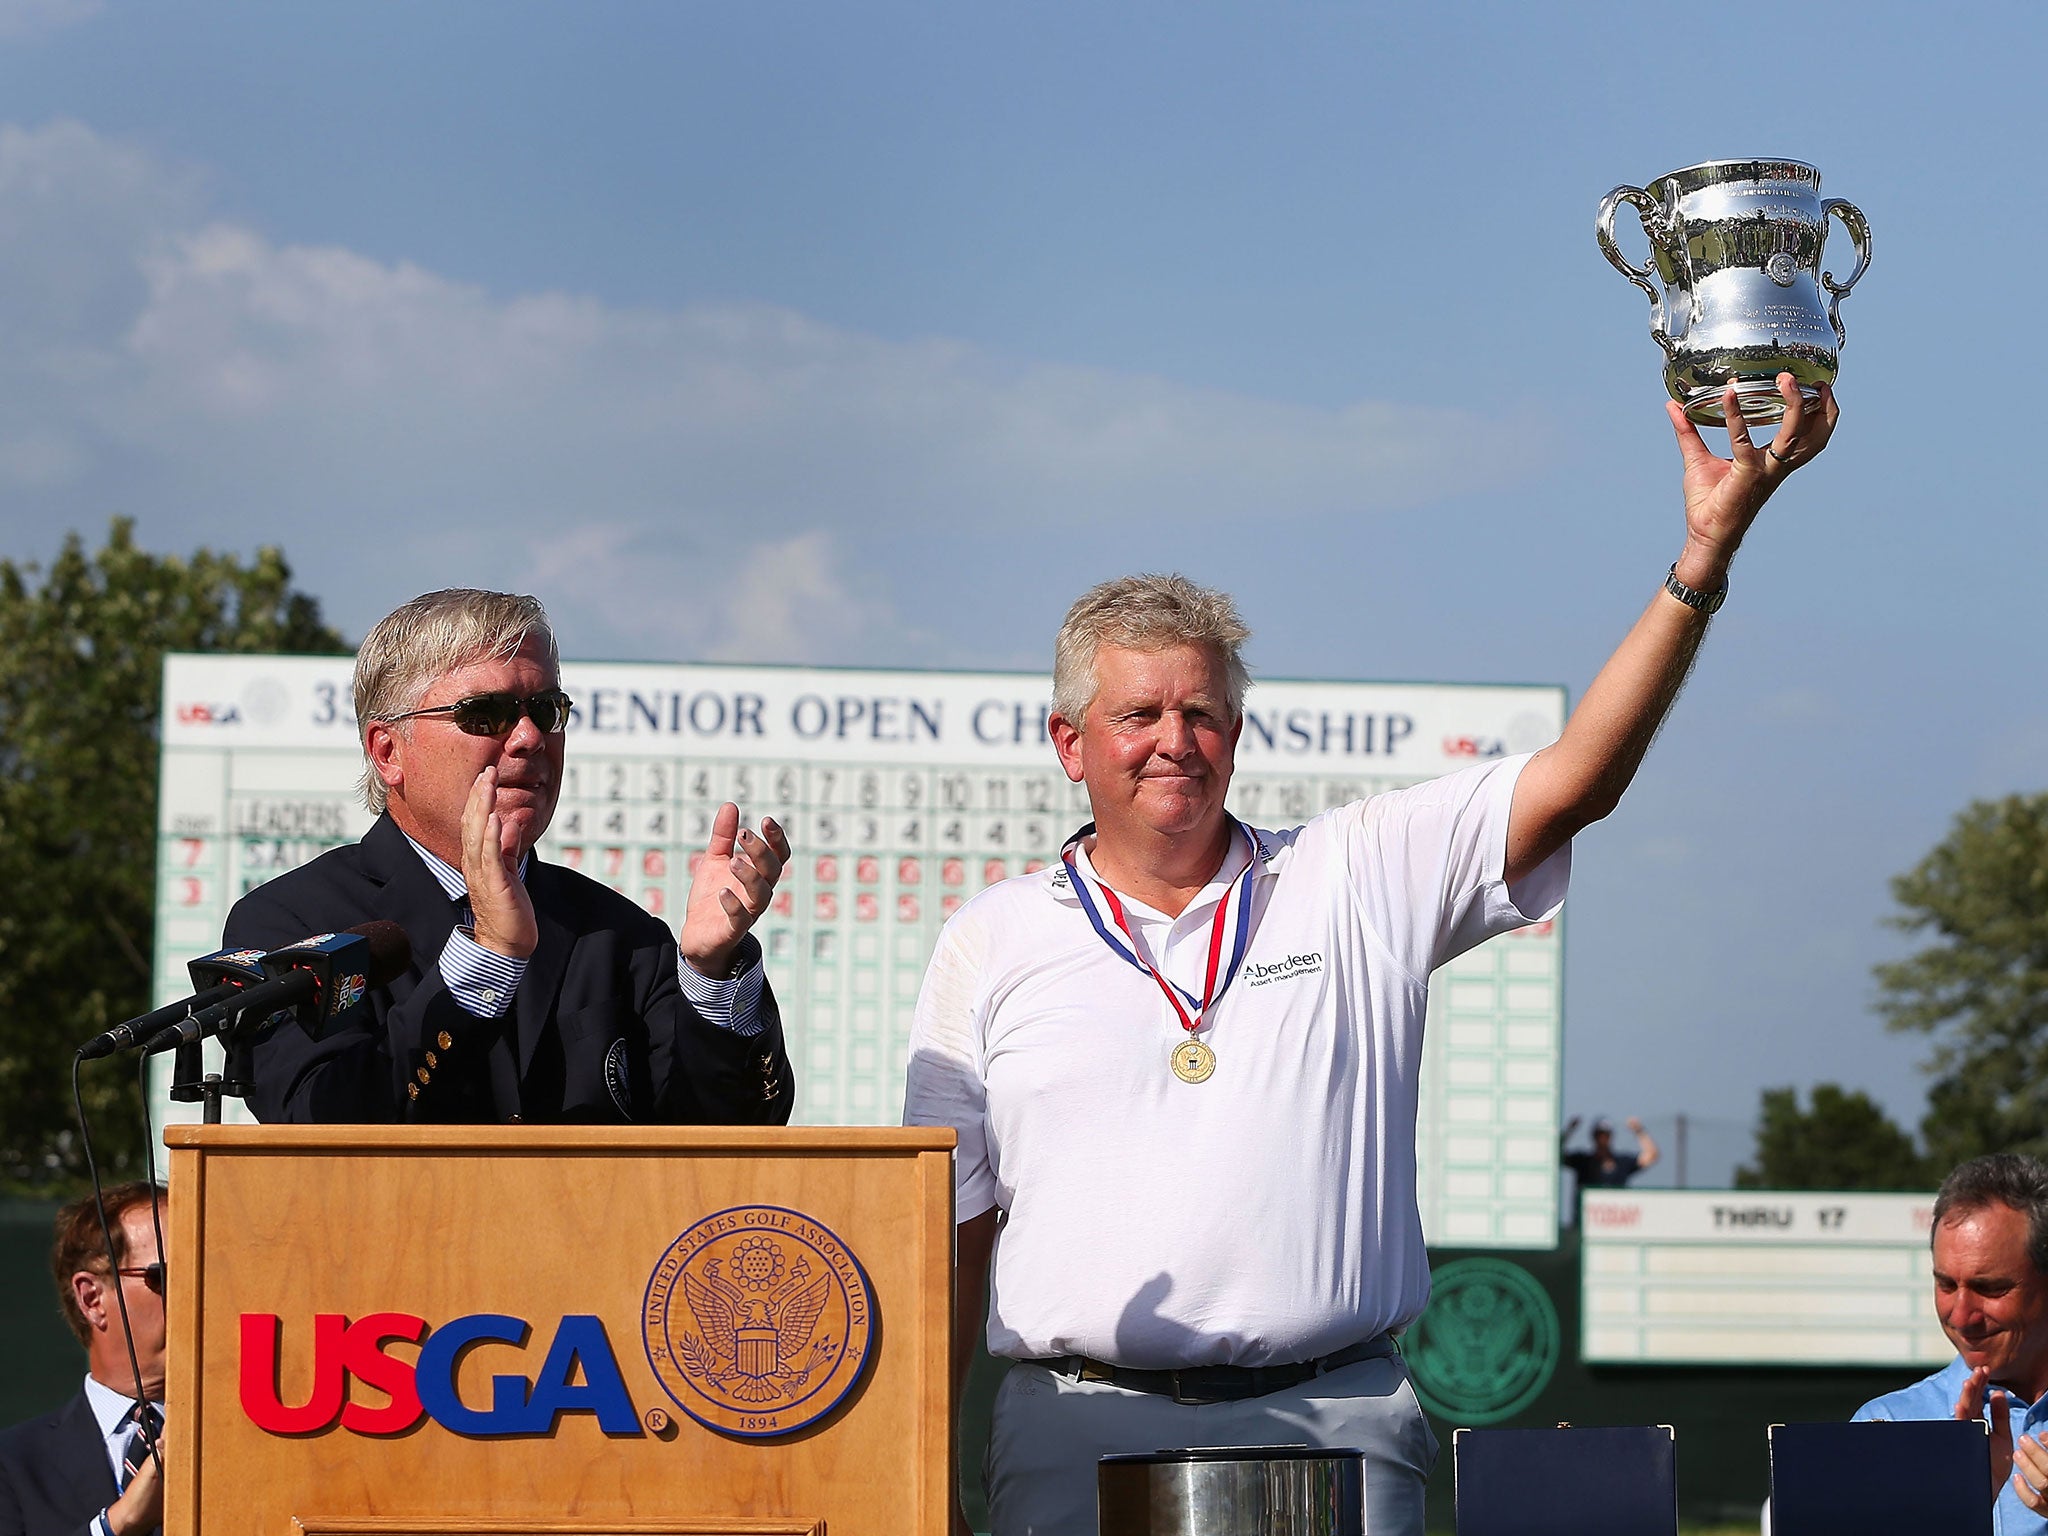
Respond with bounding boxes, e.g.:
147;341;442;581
117;1262;165;1295
385;689;574;738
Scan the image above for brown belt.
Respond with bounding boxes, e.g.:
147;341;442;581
1026;1331;1398;1405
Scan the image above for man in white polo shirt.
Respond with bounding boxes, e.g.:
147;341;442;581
905;375;1838;1535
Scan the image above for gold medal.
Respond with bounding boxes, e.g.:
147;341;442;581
1170;1038;1216;1084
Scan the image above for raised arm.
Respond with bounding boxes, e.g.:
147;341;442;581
1628;1115;1660;1170
1505;374;1838;884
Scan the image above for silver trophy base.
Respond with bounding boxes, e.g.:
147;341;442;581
1682;377;1823;428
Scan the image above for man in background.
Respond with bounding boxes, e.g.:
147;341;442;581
1561;1114;1659;1195
0;1182;166;1536
1858;1153;2048;1527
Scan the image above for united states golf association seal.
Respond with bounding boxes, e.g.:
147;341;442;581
1404;1257;1558;1426
642;1205;876;1438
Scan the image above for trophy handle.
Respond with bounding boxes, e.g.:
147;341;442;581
1819;197;1872;348
1597;185;1677;356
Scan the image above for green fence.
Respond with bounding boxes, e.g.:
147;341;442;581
1;1200;79;1425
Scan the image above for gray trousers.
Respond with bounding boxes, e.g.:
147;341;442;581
984;1353;1438;1536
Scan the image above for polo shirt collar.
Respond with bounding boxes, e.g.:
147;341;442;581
1046;817;1279;907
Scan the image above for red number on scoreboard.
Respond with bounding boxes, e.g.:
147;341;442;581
982;859;1007;886
645;888;665;916
815;893;839;921
897;894;920;923
856;856;880;885
855;893;879;923
643;849;666;877
816;856;839;883
942;858;965;887
897;857;921;885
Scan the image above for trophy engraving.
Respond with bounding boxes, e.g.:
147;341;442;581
1597;159;1870;424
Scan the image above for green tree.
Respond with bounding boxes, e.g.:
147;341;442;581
0;518;343;1187
1876;793;2048;1170
1733;1083;1936;1190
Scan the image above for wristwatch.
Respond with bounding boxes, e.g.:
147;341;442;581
1664;563;1727;615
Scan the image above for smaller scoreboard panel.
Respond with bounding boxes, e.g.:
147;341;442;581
156;655;1566;1248
1580;1190;1949;1367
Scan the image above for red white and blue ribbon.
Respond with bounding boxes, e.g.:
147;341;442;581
1060;820;1258;1038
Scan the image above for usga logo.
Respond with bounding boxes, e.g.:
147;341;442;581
175;702;242;726
239;1312;639;1437
1442;735;1508;759
237;1207;876;1443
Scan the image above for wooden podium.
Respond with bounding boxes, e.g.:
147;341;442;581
164;1125;956;1536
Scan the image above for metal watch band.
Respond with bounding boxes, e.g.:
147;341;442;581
1663;563;1727;615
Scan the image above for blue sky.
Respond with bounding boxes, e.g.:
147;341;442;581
0;1;2038;1179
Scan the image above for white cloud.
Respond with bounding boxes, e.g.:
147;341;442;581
0;0;99;40
517;523;946;668
0;119;1545;661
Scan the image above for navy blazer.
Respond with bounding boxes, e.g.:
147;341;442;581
0;1392;116;1536
223;813;794;1124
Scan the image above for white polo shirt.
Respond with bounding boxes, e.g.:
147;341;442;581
902;754;1568;1369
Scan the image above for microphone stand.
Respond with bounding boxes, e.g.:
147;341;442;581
164;1014;252;1125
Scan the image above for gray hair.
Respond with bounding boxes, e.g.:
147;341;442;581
1932;1153;2048;1276
353;589;558;813
1051;574;1252;727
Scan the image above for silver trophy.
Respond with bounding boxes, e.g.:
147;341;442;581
1598;159;1870;424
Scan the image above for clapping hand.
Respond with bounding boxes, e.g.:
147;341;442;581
2015;1424;2048;1513
1957;1366;2024;1505
462;765;539;958
679;802;790;978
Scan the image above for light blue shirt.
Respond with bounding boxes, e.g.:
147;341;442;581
1856;1355;2048;1535
403;835;764;1036
82;1373;163;1535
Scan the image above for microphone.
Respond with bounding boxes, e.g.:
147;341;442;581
77;947;272;1060
141;922;412;1056
168;948;276;1103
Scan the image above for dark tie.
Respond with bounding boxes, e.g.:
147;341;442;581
118;1401;162;1490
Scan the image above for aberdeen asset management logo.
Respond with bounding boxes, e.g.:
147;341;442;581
1242;951;1325;988
643;1205;875;1439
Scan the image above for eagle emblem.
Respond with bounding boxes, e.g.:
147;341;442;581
679;1237;838;1402
643;1205;876;1438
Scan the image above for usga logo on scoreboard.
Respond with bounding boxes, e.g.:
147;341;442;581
235;1207;875;1441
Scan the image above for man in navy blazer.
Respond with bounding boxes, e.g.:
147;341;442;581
0;1183;166;1536
224;589;794;1124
